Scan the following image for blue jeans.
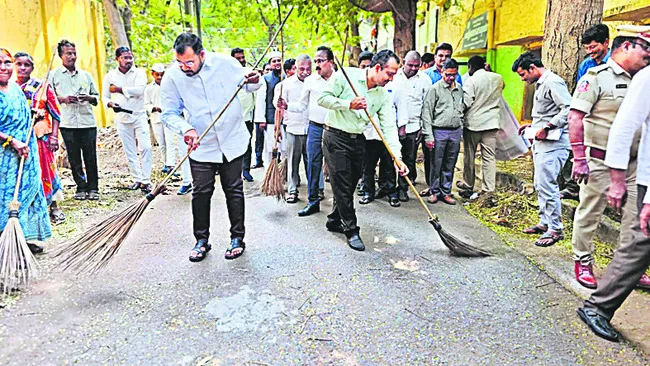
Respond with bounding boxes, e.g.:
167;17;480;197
306;122;325;204
533;148;569;231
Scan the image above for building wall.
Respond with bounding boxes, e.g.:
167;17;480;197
603;0;650;22
0;0;108;126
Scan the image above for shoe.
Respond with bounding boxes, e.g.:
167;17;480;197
441;195;457;205
298;202;320;217
458;190;474;199
375;188;389;199
560;188;580;201
397;190;409;202
577;308;619;342
456;181;473;191
469;192;480;200
359;194;374;204
161;166;172;174
141;184;153;193
574;262;598;289
128;182;142;190
388;196;401;207
74;191;88;200
357;188;366;196
326;219;345;233
178;184;193;195
637;274;650;290
242;171;254;182
318;189;325;201
87;191;100;200
27;243;44;254
251;162;264;169
346;233;365;251
427;195;438;204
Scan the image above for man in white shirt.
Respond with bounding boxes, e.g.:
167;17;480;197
275;55;311;203
278;46;334;216
231;47;256;182
161;33;260;262
144;63;192;195
254;52;285;166
103;47;152;192
393;51;431;203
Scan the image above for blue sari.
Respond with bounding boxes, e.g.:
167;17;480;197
0;82;51;241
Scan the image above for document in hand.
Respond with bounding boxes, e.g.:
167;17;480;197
522;125;562;141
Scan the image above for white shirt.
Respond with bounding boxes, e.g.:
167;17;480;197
388;70;431;134
287;73;333;124
605;66;650;204
102;67;148;124
160;52;261;163
253;73;280;124
144;81;162;124
273;75;309;135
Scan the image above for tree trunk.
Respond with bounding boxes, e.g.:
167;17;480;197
352;0;417;58
542;0;603;91
350;17;362;66
183;0;193;32
103;0;129;48
120;0;133;48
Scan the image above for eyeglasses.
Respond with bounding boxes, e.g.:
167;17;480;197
632;41;650;53
313;58;329;64
177;59;196;67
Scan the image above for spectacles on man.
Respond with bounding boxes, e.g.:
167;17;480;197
632;41;650;53
313;58;329;64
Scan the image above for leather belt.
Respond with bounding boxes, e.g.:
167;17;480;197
309;121;324;127
323;125;362;139
589;147;606;160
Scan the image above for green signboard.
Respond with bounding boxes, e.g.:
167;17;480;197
461;12;489;51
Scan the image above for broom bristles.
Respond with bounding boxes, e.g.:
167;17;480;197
260;151;286;201
0;217;38;294
428;219;491;257
54;197;151;274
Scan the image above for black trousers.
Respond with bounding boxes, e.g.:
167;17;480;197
421;140;431;186
397;131;418;192
190;155;245;242
363;140;396;196
60;127;98;193
323;129;365;236
254;123;264;166
243;121;253;172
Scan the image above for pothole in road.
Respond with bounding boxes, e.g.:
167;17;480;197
204;285;294;332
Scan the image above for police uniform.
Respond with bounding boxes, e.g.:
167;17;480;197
570;59;641;266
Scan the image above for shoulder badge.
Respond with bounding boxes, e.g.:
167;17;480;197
577;79;590;93
587;63;609;76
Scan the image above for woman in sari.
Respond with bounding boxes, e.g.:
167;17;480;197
0;49;51;253
14;52;65;224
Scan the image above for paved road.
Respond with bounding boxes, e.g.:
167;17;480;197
1;171;648;365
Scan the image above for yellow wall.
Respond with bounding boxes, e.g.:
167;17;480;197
603;0;650;22
0;0;108;126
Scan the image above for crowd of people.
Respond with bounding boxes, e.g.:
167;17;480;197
0;22;650;343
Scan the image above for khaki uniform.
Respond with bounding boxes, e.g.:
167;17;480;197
569;59;641;264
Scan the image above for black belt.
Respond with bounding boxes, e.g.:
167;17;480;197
309;121;324;127
589;147;606;160
323;125;363;139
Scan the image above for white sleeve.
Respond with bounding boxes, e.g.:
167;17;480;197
253;80;267;123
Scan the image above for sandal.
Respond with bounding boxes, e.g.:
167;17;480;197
535;231;564;247
50;208;66;223
456;181;473;191
225;238;245;260
189;240;211;262
420;188;432;197
286;193;298;204
523;224;547;235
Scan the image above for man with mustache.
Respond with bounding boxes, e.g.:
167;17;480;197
254;52;285;167
568;25;650;290
231;47;256;182
103;46;152;193
160;33;260;261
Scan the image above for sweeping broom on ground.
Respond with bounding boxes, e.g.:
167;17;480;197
0;51;57;293
333;56;490;257
260;0;288;201
54;8;295;274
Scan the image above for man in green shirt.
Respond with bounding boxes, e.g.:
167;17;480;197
317;49;408;251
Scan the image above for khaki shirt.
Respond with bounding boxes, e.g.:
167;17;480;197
570;59;640;155
463;69;504;131
420;79;463;143
51;67;99;129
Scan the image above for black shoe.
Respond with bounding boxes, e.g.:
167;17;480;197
27;243;44;254
298;202;320;217
141;183;153;193
318;189;325;201
128;182;142;190
388;196;401;207
397;190;409;202
251;162;264;169
375;188;389;199
346;234;365;251
326;220;345;233
357;188;366;196
359;194;374;205
242;170;254;182
577;308;620;342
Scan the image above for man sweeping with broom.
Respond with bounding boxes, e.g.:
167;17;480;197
160;33;261;261
318;49;408;251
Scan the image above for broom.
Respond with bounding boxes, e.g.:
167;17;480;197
333;56;490;257
0;51;57;293
54;8;295;274
260;0;288;201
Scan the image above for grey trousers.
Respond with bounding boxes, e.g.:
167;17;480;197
462;128;497;192
533;148;569;231
286;133;307;194
584;184;650;320
429;127;462;196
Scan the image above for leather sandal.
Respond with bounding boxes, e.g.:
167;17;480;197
225;238;246;260
189;240;211;262
286;193;298;204
523;224;548;235
535;231;564;247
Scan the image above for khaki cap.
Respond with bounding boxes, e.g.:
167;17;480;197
616;25;650;44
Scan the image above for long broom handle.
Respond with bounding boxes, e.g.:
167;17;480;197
11;51;57;205
332;56;439;223
341;24;349;66
154;7;294;193
271;0;284;151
